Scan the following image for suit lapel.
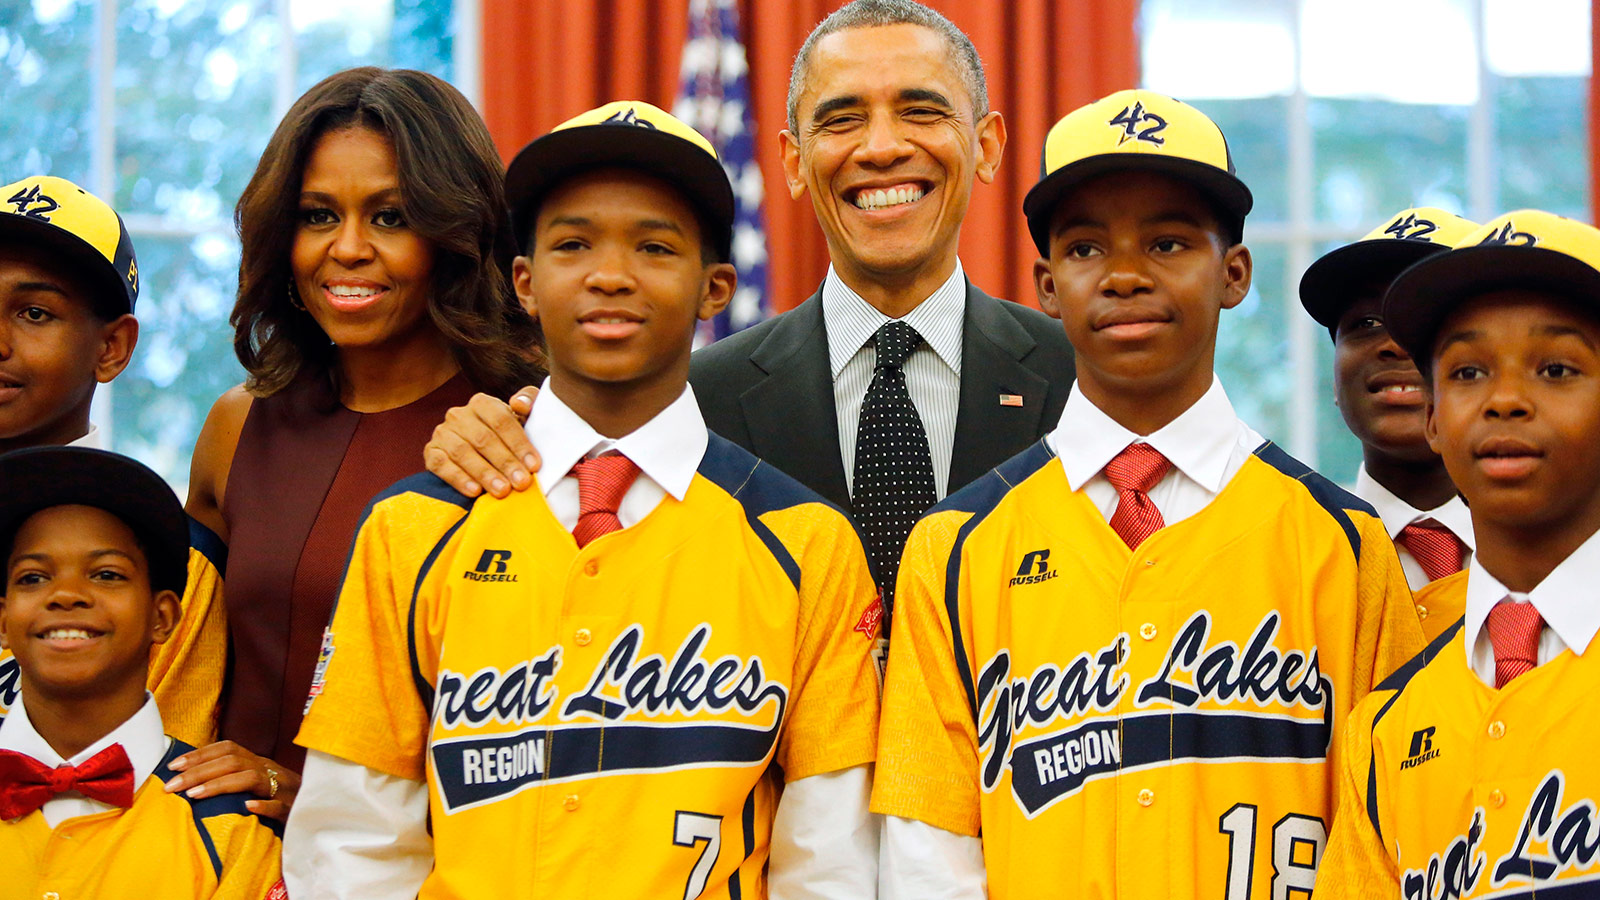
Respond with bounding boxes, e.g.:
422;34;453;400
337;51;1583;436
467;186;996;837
738;290;851;509
949;282;1051;492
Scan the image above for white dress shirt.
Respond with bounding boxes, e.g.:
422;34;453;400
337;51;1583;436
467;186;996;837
883;376;1262;899
0;692;168;828
1353;464;1476;591
286;382;876;899
825;261;966;501
67;424;103;449
1461;526;1600;686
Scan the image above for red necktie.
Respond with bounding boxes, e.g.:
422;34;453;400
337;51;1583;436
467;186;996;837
0;744;136;819
571;453;641;548
1398;522;1467;582
1104;443;1173;550
1486;601;1544;689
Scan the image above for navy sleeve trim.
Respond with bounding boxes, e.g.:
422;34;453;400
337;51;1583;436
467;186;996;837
1363;618;1465;842
938;440;1057;721
1251;440;1371;557
187;517;228;575
153;739;284;877
697;432;835;591
410;516;468;712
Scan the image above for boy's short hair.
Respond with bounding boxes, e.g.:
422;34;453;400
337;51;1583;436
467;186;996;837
1299;207;1479;340
0;176;139;321
0;447;189;596
1383;209;1600;375
1022;89;1253;256
503;101;736;264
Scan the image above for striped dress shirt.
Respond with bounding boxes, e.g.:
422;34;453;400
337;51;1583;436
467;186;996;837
823;261;966;501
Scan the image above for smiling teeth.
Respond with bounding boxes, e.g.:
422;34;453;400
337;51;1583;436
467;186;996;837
42;628;95;640
327;285;381;297
590;317;630;324
854;186;924;210
1380;385;1419;393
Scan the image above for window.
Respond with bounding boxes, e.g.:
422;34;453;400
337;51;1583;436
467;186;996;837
1141;0;1590;481
0;0;469;488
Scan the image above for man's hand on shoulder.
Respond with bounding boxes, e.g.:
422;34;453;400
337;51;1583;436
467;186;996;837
423;386;541;498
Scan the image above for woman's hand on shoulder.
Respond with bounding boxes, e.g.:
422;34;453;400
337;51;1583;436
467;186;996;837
424;385;541;498
185;385;254;542
163;740;301;821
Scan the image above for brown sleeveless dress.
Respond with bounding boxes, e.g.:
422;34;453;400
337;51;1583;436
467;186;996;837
219;372;475;772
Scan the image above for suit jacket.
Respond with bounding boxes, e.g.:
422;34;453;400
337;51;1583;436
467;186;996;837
690;279;1075;511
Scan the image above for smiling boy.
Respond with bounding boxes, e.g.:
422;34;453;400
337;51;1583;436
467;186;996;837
871;90;1424;899
284;102;881;900
1300;208;1480;634
0;447;282;899
1317;210;1600;899
0;176;225;750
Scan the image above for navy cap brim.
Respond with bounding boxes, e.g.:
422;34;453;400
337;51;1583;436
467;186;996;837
0;448;189;596
0;214;135;317
1300;240;1454;334
1384;245;1600;370
1022;154;1254;257
505;124;736;262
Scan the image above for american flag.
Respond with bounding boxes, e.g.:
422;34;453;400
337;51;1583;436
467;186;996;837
673;0;771;345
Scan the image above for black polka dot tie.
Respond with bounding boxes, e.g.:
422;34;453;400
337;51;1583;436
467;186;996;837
852;320;937;635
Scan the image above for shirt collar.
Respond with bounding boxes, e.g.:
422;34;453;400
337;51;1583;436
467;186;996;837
1052;374;1240;493
821;261;966;379
0;692;167;786
1352;464;1476;550
1464;525;1600;661
528;379;707;502
67;425;102;450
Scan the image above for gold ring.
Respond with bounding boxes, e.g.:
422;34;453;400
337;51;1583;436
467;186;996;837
264;766;280;800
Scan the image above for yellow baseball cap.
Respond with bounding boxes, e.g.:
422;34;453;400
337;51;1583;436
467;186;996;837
1384;209;1600;367
0;175;139;316
1300;207;1479;337
1022;89;1253;256
504;101;735;261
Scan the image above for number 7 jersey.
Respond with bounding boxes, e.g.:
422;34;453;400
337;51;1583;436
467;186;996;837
295;434;881;899
872;440;1424;899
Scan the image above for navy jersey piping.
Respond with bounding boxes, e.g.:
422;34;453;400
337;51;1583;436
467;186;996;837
410;516;469;712
697;431;847;591
187;517;228;575
1364;618;1466;843
937;440;1059;720
1251;440;1372;557
153;739;284;878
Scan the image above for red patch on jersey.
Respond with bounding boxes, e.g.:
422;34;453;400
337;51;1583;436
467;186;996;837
854;593;884;640
265;880;288;900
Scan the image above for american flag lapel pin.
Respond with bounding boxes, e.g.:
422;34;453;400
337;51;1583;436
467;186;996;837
999;393;1024;407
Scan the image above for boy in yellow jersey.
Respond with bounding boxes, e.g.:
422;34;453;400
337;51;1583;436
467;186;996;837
284;102;882;900
1317;210;1600;899
871;89;1425;899
1300;208;1480;638
0;447;283;899
0;176;225;749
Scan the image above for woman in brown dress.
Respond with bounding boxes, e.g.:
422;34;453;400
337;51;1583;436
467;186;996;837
168;67;542;817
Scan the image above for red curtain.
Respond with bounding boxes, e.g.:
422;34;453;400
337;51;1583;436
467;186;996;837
481;0;1140;312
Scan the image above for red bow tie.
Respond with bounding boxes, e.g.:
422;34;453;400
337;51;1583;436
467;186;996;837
0;744;136;819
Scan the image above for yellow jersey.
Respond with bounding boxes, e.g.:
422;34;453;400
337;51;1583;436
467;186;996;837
296;434;880;900
1411;569;1467;645
873;440;1424;899
1319;593;1600;899
2;738;284;900
0;520;226;747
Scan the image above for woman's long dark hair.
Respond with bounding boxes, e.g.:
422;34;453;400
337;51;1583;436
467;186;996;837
233;67;542;399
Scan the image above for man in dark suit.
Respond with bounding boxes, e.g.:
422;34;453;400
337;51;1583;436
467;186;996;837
423;0;1073;618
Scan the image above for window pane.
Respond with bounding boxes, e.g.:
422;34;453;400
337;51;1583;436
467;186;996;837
294;0;454;90
1217;239;1288;443
113;0;281;220
1192;97;1290;225
0;0;94;182
1311;99;1468;228
1494;76;1589;219
110;233;244;489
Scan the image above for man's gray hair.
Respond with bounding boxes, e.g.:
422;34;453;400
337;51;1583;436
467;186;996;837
786;0;990;134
